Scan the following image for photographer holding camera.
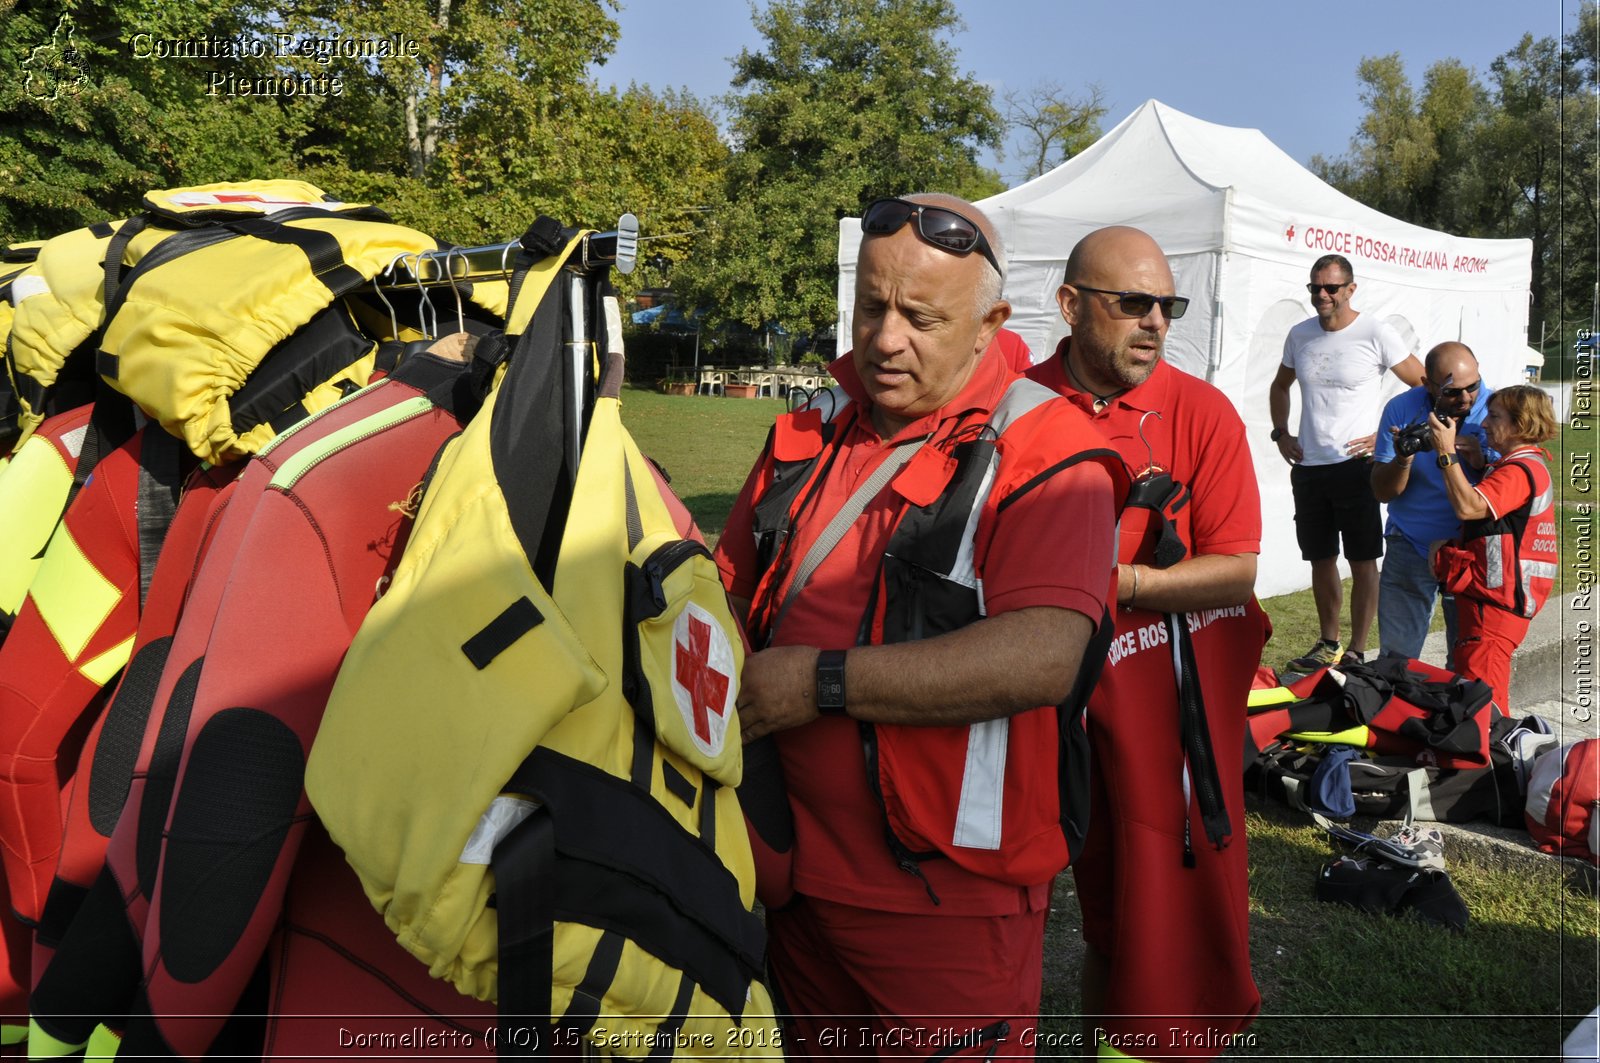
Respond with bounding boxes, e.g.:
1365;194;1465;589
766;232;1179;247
1371;341;1493;661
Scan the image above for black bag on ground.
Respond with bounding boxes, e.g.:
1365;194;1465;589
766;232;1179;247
1248;715;1552;827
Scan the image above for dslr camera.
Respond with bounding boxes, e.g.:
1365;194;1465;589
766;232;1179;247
1392;373;1455;458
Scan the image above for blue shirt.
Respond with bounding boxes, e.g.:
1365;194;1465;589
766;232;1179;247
1373;384;1494;555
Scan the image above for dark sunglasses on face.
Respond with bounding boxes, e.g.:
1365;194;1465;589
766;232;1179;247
1434;379;1481;400
1072;284;1190;320
861;197;1003;277
1306;282;1349;296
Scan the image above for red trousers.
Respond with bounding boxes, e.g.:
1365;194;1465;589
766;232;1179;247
1453;597;1530;716
767;894;1047;1059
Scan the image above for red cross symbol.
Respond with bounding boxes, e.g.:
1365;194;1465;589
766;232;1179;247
675;615;730;743
1284;224;1296;242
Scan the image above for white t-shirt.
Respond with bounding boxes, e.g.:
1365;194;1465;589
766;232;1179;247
1281;313;1411;467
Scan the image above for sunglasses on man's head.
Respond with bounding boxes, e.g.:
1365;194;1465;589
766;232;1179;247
1306;282;1349;296
1072;284;1190;320
861;198;1003;277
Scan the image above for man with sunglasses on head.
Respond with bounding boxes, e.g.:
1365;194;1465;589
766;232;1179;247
1269;255;1424;672
715;193;1124;1057
1370;341;1493;661
1027;225;1267;1061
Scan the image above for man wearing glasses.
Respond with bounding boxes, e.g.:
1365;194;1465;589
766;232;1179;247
1028;225;1266;1059
1269;255;1424;672
716;194;1122;1055
1370;341;1493;661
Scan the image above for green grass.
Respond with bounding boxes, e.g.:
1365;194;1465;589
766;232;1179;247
622;383;1600;1059
620;384;786;547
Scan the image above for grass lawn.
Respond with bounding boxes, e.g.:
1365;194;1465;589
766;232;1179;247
622;382;1600;1057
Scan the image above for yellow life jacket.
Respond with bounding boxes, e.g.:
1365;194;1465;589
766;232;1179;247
1;243;46;454
308;227;778;1057
3;180;449;461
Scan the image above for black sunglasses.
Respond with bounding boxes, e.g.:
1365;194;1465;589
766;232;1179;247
1434;379;1482;400
861;198;1003;277
1072;284;1189;320
1306;282;1350;296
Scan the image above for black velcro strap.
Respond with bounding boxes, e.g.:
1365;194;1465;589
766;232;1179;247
96;350;120;380
88;221;114;238
101;214;150;312
220;216;367;296
660;759;696;808
1173;613;1232;849
507;748;766;1015
519;216;568;259
557;930;625;1034
492;807;556;1057
462;597;545;670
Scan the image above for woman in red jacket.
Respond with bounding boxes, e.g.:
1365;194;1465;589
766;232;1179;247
1428;385;1559;715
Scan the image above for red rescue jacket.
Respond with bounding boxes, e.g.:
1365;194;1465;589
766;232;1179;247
745;380;1125;890
1435;449;1556;619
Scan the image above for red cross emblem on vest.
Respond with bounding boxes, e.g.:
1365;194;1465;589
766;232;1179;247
675;614;730;743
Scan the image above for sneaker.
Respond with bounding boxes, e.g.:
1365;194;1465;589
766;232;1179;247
1285;638;1342;673
1338;649;1367;668
1382;824;1447;871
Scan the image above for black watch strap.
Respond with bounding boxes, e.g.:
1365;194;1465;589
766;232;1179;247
1270;427;1285;442
815;649;848;715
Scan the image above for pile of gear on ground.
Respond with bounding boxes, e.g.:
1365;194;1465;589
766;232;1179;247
1244;654;1599;929
0;181;777;1059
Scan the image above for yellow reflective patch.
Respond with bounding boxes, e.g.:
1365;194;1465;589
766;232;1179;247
85;1022;122;1060
2;1023;26;1046
1285;725;1372;747
28;526;122;662
80;634;135;686
0;431;75;616
26;1016;86;1056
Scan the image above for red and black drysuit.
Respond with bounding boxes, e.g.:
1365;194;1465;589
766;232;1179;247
31;349;496;1059
1028;349;1268;1060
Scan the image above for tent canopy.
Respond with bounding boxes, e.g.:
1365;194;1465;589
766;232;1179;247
835;100;1533;597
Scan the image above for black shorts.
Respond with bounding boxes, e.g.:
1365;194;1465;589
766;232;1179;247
1290;458;1384;562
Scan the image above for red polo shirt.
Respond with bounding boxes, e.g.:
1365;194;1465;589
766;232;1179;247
717;345;1117;914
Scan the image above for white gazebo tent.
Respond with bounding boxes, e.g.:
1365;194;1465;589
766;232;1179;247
836;99;1533;596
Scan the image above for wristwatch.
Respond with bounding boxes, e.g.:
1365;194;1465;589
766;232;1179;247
1270;427;1285;442
815;649;848;716
1437;453;1458;469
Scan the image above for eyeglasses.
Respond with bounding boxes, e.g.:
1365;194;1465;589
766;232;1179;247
861;198;1003;277
1433;379;1481;400
1306;282;1350;296
1071;284;1190;320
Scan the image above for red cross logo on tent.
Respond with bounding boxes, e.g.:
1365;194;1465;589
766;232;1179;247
675;614;730;744
1284;224;1296;243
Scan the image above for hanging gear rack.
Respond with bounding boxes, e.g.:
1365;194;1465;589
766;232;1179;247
371;213;638;291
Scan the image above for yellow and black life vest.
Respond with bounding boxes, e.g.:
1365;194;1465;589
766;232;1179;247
308;224;779;1057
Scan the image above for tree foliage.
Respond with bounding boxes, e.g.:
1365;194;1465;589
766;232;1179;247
0;0;726;289
674;0;1004;334
1310;6;1598;347
1001;81;1106;184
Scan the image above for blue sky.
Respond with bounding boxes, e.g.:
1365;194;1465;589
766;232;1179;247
596;0;1580;185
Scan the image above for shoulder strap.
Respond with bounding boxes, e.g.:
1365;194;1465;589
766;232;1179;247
767;433;924;643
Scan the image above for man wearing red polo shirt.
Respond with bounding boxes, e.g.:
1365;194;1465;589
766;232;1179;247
1028;226;1266;1060
716;193;1122;1057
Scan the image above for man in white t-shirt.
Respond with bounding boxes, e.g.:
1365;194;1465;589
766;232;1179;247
1268;254;1424;672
